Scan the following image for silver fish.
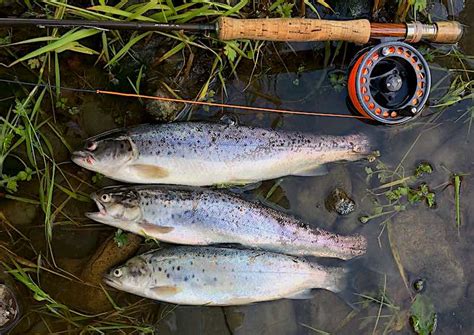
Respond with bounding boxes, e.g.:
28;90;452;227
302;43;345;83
72;122;372;186
87;185;366;260
104;246;348;306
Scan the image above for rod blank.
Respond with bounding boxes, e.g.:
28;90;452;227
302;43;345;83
0;17;216;32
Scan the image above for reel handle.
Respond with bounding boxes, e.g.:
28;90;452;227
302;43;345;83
218;17;371;44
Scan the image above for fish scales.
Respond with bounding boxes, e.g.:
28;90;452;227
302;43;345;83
72;122;372;186
88;185;366;259
105;246;347;306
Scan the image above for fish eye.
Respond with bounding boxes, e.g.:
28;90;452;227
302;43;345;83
101;194;111;202
113;268;123;277
86;141;97;151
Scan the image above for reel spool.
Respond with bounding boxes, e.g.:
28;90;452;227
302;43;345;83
348;41;431;124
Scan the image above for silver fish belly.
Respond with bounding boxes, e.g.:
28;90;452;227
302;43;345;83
104;246;347;306
87;185;367;260
72;122;372;186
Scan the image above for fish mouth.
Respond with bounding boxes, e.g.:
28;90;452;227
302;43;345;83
85;193;108;221
103;274;121;289
71;150;95;167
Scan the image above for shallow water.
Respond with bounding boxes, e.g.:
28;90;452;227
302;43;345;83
0;1;473;334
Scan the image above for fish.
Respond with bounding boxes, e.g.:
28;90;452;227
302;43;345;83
104;246;348;306
87;185;367;260
71;122;372;186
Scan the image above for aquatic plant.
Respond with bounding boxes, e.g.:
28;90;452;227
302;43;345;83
360;161;436;224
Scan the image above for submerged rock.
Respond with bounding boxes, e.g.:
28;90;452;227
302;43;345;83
42;232;143;314
284;164;352;230
145;86;185;122
142;43;217;121
390;210;465;312
295;290;353;334
155;306;230;334
226;299;298;335
325;187;356;215
0;284;19;331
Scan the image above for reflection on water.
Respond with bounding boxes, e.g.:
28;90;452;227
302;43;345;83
0;1;472;334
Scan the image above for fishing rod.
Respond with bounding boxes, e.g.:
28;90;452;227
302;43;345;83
0;17;464;124
0;17;463;44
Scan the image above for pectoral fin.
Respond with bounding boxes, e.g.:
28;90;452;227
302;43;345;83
130;164;169;179
293;164;328;177
151;286;182;296
140;221;174;235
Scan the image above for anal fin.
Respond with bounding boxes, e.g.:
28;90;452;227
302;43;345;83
293;164;328;177
286;289;314;300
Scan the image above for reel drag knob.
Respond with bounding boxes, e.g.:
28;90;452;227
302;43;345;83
348;42;431;124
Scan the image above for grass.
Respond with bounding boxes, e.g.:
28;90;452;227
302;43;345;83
2;248;159;333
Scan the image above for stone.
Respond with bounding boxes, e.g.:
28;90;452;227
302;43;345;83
390;209;465;312
0;284;19;330
283;164;352;231
226;299;298;335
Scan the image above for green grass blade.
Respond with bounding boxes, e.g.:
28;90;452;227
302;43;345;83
106;31;152;67
4;36;58;47
88;5;157;22
10;29;100;67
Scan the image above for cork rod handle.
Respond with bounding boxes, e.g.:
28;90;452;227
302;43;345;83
218;17;371;44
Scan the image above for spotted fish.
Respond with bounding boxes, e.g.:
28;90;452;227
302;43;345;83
72;122;372;186
104;246;348;306
87;185;366;260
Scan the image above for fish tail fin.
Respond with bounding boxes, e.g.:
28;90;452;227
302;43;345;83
322;266;348;293
326;257;384;310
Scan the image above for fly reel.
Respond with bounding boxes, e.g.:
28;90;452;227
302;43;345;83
348;41;431;124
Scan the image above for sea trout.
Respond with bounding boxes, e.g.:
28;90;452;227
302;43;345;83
72;122;372;186
104;246;348;306
87;185;366;260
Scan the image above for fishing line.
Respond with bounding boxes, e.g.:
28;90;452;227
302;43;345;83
0;78;371;120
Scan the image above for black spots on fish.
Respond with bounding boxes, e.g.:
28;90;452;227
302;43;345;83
168;260;172;264
155;150;161;155
214;277;217;282
190;261;193;265
158;267;162;272
148;140;152;145
184;276;188;282
192;274;195;278
177;266;181;271
166;273;170;278
202;269;205;273
172;266;175;271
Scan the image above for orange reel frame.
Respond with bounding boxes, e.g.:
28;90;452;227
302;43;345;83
347;42;431;124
